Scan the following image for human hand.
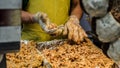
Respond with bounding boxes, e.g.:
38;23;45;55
33;12;58;34
63;15;87;44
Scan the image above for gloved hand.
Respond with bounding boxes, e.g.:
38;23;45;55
33;12;58;34
63;15;88;44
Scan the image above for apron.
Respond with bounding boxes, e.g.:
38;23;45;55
22;0;70;42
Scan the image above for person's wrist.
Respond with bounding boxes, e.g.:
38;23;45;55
70;15;77;18
69;15;79;24
32;14;39;23
70;15;79;19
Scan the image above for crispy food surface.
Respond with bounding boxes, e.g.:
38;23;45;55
6;39;113;68
42;39;113;68
6;41;45;68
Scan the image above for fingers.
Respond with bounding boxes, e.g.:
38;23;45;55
72;23;85;44
73;24;79;43
64;16;88;44
47;23;57;29
67;21;74;40
78;27;84;43
82;29;87;37
65;19;80;43
66;22;87;44
63;24;68;36
40;12;49;25
78;25;88;42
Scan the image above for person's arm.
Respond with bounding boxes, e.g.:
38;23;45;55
70;0;83;19
21;11;34;23
63;0;87;44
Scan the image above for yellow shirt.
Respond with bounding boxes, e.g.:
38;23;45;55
22;0;70;42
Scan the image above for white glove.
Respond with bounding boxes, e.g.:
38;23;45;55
96;12;120;43
33;12;65;36
63;15;87;44
33;12;58;34
82;0;109;17
107;38;120;68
